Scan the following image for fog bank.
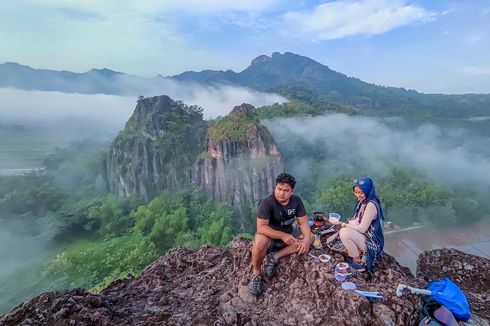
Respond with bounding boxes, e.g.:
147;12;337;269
0;216;61;314
264;113;490;189
0;83;285;128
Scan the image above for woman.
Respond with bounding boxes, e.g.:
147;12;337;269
331;177;384;272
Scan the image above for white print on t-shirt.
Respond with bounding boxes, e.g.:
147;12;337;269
287;209;296;216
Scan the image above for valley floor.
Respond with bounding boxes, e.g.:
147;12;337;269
384;220;490;273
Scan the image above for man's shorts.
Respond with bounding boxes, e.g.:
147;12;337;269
268;228;302;253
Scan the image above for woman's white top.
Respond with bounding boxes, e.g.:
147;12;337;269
346;201;377;234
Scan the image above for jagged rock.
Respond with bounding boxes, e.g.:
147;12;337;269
192;104;283;228
0;238;421;325
417;248;490;320
2;239;487;325
106;95;207;201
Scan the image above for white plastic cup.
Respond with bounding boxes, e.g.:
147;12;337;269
334;262;350;282
329;212;341;223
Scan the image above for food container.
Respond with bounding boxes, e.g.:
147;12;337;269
329;212;341;223
334;262;351;282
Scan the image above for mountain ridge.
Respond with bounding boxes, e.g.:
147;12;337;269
2;52;490;117
2;52;487;96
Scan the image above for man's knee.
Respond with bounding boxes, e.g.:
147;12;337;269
253;233;270;252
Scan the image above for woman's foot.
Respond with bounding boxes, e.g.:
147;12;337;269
348;259;366;272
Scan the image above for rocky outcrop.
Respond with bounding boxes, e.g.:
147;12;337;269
417;248;490;320
106;97;282;212
106;95;207;201
192;104;283;228
2;239;487;325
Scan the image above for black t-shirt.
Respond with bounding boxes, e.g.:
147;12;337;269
257;193;307;233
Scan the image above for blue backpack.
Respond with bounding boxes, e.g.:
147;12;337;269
428;278;471;322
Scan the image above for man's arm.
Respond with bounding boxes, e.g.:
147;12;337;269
296;215;311;254
256;218;297;245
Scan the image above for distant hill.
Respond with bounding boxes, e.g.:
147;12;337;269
0;62;160;96
2;52;490;117
173;52;490;117
173;52;418;108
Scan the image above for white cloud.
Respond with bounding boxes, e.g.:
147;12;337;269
2;0;283;77
152;0;282;12
0;1;220;76
0;88;136;131
0;82;286;126
160;82;286;118
25;0;282;14
462;66;490;76
265;113;490;188
283;0;435;40
131;79;287;118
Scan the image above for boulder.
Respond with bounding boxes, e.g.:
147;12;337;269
417;248;490;320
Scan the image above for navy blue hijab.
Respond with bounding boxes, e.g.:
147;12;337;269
353;177;379;204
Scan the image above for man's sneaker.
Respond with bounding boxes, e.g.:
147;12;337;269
348;260;366;272
249;274;263;296
264;252;278;278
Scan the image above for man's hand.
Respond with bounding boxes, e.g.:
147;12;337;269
281;233;297;245
297;237;310;254
296;215;312;254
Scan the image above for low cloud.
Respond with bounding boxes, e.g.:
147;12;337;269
0;89;135;137
154;81;286;118
0;85;285;171
0;83;285;130
0;216;61;314
264;113;490;188
283;0;435;40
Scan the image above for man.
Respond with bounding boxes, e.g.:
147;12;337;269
249;173;313;296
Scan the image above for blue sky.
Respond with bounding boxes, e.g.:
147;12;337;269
1;0;489;94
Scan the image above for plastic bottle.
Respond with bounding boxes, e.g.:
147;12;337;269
313;234;322;249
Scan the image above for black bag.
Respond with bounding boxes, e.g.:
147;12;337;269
418;295;458;326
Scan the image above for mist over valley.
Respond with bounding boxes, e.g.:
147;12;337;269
265;113;490;190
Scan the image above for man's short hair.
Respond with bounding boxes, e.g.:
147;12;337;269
275;173;296;189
